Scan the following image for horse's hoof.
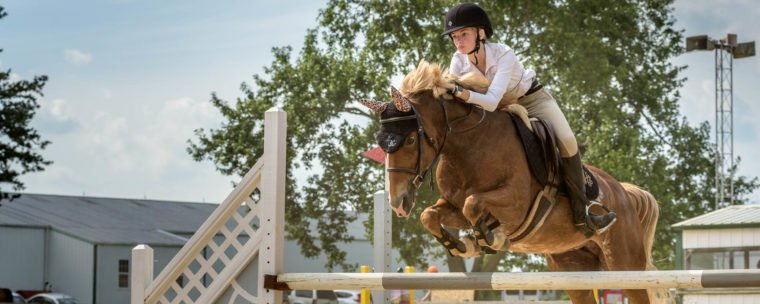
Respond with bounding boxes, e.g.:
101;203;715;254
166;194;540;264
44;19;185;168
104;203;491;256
452;236;481;258
489;230;510;251
475;218;496;247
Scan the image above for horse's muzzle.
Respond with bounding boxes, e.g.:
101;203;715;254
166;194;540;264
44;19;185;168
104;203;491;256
391;191;415;218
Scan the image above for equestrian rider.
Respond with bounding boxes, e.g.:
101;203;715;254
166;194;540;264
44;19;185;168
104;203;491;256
441;3;616;236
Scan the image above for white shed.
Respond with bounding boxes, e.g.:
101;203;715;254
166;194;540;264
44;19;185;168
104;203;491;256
673;204;760;303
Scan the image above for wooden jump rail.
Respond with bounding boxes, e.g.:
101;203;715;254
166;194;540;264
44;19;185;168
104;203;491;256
264;270;760;291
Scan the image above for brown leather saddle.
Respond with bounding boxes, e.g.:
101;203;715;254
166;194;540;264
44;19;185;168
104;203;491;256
502;112;601;243
509;113;600;200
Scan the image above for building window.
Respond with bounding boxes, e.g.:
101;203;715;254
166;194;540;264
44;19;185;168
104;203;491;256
751;250;760;269
119;259;129;288
685;247;760;270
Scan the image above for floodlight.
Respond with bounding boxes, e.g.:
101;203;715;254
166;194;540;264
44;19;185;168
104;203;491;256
727;34;737;46
686;35;708;51
734;41;756;59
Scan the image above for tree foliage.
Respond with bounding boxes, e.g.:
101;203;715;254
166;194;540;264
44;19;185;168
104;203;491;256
0;6;52;201
189;0;758;271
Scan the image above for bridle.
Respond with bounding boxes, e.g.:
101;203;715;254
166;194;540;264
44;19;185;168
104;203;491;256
381;98;486;190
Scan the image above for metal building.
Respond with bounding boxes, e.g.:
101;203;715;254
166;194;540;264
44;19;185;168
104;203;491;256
673;204;760;303
0;194;217;304
0;193;376;304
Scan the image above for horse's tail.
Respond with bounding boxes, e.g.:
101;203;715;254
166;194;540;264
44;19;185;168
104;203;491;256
621;183;659;269
621;183;672;303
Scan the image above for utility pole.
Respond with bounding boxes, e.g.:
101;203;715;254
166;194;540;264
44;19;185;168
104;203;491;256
686;33;755;209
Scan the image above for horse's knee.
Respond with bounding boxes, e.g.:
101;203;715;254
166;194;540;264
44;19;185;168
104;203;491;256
463;195;483;224
420;208;441;236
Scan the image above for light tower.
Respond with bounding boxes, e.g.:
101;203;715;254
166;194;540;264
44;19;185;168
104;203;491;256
686;33;755;209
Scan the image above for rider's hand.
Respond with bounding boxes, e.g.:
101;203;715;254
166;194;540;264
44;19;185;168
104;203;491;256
435;78;457;100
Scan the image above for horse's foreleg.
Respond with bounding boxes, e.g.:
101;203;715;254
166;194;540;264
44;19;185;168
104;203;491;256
421;199;478;257
464;186;527;251
420;199;470;237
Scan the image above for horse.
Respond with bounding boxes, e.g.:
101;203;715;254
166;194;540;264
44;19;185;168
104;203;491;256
359;61;662;304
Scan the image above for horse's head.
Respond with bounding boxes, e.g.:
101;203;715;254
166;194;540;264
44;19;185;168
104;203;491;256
360;61;454;217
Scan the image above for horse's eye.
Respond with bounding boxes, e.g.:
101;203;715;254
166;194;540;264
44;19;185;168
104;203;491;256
406;135;416;145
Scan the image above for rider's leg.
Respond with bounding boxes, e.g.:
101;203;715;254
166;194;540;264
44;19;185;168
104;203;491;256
519;88;616;235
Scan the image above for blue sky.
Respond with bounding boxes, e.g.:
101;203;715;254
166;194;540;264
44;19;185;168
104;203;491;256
2;0;759;204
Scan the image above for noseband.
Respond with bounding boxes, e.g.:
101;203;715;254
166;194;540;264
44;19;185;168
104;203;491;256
381;99;486;190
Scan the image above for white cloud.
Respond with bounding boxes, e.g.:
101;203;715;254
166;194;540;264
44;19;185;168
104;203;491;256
9;72;22;82
48;99;70;120
64;49;93;64
103;89;113;100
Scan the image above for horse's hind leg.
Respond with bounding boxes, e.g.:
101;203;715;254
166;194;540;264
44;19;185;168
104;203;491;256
546;246;601;304
599;239;652;304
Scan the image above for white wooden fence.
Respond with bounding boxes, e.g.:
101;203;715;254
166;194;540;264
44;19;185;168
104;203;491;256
131;107;286;304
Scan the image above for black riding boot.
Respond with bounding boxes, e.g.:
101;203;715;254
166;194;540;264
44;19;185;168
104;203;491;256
561;153;617;237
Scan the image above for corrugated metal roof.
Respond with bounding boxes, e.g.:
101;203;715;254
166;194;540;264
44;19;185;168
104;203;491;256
672;204;760;228
0;193;371;246
0;193;216;246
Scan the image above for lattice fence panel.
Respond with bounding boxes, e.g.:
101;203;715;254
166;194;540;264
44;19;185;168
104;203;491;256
155;187;261;304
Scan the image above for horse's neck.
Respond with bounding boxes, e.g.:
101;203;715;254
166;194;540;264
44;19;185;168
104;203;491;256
440;110;526;180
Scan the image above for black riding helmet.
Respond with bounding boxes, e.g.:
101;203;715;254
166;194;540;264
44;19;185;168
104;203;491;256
442;3;492;65
441;3;493;39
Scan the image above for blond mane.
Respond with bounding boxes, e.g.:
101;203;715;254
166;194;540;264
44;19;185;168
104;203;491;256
400;60;491;100
400;60;449;98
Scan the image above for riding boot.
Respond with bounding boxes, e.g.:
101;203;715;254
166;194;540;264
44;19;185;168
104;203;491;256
560;153;617;237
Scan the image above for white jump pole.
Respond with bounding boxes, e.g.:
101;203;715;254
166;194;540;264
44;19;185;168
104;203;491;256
264;270;760;291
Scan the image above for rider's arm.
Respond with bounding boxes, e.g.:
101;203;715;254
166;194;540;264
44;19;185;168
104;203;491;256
463;50;518;112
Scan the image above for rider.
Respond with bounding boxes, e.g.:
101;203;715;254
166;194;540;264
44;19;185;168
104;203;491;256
441;3;616;236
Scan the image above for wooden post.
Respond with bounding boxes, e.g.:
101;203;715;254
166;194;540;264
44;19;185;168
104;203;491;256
259;107;287;304
131;245;153;304
373;190;391;304
258;108;288;304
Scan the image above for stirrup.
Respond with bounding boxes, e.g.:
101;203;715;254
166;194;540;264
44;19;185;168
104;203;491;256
585;201;617;234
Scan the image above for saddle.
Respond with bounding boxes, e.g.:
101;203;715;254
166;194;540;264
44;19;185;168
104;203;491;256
508;113;600;200
502;111;601;243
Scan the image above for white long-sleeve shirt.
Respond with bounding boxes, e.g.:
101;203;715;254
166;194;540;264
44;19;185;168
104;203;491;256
449;42;535;112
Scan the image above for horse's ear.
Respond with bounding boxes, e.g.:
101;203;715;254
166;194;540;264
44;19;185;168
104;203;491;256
391;86;412;112
358;98;388;114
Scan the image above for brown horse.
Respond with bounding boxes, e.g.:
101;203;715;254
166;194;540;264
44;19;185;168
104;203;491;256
360;61;661;304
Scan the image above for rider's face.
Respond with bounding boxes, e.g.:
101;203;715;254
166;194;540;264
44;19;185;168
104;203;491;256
450;27;479;54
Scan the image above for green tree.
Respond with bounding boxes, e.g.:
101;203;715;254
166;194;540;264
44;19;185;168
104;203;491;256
189;0;757;274
0;6;52;201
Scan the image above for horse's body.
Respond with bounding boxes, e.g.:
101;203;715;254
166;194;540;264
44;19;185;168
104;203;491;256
366;61;661;304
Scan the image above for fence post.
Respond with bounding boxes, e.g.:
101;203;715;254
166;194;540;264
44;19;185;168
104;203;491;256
131;245;153;304
372;190;392;304
259;107;287;304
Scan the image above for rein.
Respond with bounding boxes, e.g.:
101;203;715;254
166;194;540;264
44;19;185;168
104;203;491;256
381;99;486;190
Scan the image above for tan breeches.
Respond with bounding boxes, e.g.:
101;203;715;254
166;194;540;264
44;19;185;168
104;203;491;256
517;88;578;157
